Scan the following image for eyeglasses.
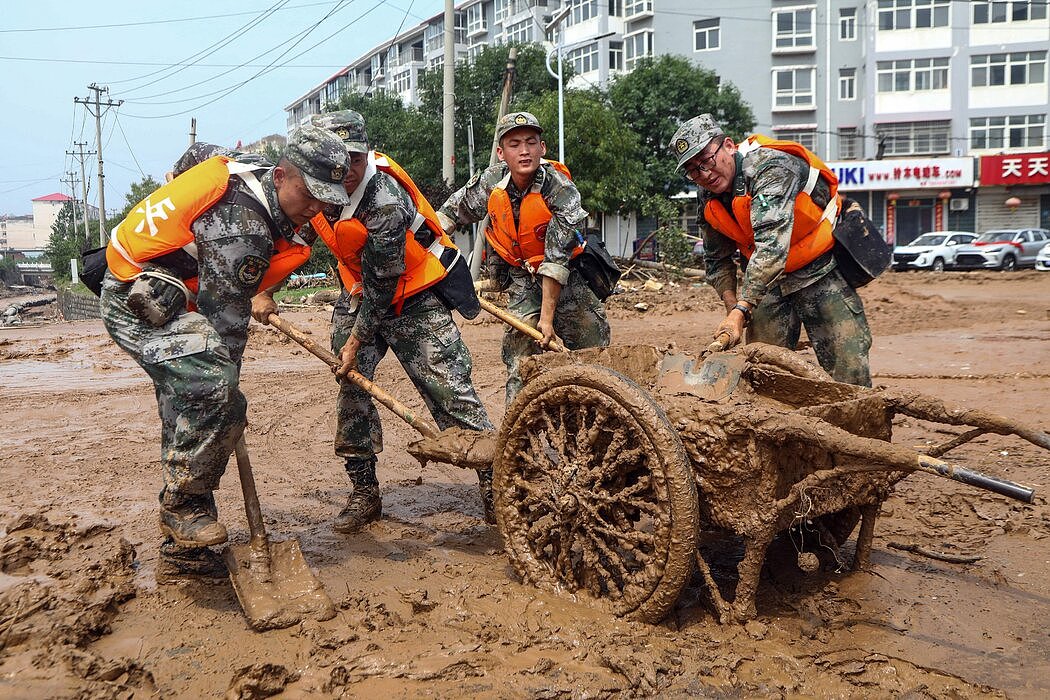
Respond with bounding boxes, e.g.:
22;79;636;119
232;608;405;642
684;141;725;178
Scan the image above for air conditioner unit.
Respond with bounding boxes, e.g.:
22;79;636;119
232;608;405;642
949;199;969;211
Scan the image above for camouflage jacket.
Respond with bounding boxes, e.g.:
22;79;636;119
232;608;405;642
697;147;835;304
438;161;588;285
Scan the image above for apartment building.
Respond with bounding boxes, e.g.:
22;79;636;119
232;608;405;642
285;0;1049;246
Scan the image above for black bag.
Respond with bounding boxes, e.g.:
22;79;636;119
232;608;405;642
572;231;621;301
832;199;891;288
81;246;109;297
431;249;481;319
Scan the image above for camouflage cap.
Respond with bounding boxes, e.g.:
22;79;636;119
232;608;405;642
495;111;543;143
669;114;725;171
284;125;351;206
311;110;369;154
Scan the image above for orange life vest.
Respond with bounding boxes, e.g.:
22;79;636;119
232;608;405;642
309;151;459;314
702;135;840;273
485;160;584;272
106;156;310;305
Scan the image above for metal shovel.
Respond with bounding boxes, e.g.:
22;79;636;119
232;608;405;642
224;435;336;631
657;332;745;401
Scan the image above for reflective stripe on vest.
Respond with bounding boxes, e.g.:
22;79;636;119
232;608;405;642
105;155;310;305
702;135;840;273
484;159;583;273
309;151;456;314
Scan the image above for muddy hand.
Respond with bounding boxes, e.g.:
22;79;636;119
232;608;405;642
536;318;563;350
713;314;744;350
335;336;362;380
251;292;278;324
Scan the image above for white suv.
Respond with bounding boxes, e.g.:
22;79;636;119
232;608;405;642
892;231;976;272
954;229;1050;271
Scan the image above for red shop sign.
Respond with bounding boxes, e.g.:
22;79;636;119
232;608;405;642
979;151;1050;186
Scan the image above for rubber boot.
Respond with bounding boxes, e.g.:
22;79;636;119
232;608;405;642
477;469;496;525
333;457;382;534
156;538;227;584
158;491;228;547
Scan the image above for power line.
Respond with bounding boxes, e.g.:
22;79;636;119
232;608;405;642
0;55;355;69
112;113;146;178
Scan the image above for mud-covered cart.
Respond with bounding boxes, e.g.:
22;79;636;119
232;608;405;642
485;343;1044;624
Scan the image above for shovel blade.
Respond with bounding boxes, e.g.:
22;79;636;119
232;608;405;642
658;350;744;401
224;538;335;632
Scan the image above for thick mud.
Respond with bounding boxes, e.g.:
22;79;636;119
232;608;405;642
1;270;1048;697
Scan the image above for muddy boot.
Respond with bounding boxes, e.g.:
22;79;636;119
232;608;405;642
156;539;227;585
333;457;382;534
477;469;496;525
159;491;228;547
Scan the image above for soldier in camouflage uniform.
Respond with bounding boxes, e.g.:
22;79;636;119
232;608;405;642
253;111;495;531
100;126;351;582
670;114;872;386
437;111;611;404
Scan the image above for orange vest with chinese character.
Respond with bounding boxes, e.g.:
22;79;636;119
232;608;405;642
309;151;457;314
106;156;310;302
485;160;584;271
702;135;839;273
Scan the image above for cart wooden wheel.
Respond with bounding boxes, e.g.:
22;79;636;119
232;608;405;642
493;364;699;623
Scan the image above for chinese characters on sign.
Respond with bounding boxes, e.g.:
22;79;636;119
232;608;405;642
978;151;1050;186
825;158;975;191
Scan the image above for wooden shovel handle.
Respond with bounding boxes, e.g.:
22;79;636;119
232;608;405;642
478;297;567;353
265;313;439;439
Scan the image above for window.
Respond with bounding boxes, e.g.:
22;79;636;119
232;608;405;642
455;12;467;44
495;0;512;23
773;67;815;108
970;114;1046;149
625;30;652;70
568;42;600;74
567;0;598;26
467;41;486;61
877;57;949;91
625;0;652;19
877;0;950;30
774;7;814;49
777;129;817;150
370;53;385;79
504;17;532;44
609;0;623;17
973;1;1047;24
839;127;860;159
839;68;857;100
466;3;486;35
609;42;624;71
425;22;443;52
972;51;1047;87
840;7;857;40
875;120;951;155
386;44;400;69
390;69;411;93
694;18;720;51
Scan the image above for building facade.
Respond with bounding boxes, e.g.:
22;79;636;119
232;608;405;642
285;0;1049;246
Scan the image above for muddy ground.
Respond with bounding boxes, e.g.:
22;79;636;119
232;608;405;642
1;270;1048;699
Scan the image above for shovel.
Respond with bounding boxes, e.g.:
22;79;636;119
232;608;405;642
224;435;336;631
478;297;567;353
658;332;745;401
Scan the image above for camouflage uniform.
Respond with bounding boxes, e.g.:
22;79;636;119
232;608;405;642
438;114;610;403
310;111;494;521
671;114;872;386
100;126;350;569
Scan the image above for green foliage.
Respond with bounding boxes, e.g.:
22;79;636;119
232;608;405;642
116;175;164;222
525;88;646;215
45;202;92;280
608;55;754;200
260;141;283;165
654;226;694;273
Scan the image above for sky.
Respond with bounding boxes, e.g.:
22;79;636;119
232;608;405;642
0;0;447;216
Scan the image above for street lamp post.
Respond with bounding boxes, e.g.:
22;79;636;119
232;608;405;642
545;6;571;163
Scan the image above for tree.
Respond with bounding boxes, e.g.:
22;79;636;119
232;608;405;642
417;43;567;184
525;88;646;216
116;175;164;222
45;202;96;280
608;55;754;201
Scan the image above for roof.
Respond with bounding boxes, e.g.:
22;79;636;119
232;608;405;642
32;193;72;202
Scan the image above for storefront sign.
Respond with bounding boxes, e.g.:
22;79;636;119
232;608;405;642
978;151;1050;186
825;158;975;191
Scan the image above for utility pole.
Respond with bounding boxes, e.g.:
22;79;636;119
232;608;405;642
66;141;96;247
441;0;455;186
74;83;123;245
60;171;79;230
190;117;197;146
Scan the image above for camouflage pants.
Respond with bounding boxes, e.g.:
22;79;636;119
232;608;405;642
749;267;872;387
99;272;245;500
331;290;494;462
503;269;611;404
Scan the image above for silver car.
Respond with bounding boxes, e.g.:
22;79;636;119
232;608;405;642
953;228;1050;271
892;231;976;272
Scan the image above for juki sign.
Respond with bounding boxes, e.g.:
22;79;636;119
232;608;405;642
824;158;975;191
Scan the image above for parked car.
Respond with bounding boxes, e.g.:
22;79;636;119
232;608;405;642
1036;241;1050;271
953;228;1050;271
892;231;976;272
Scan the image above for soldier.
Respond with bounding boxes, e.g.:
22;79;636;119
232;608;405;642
100;126;351;583
252;110;496;530
437;111;610;404
670;114;873;386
